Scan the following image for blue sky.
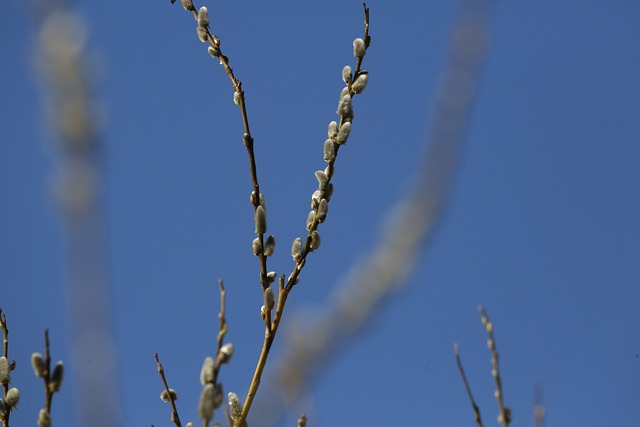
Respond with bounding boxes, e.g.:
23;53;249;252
1;1;640;426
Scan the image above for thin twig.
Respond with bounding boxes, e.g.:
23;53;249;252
454;342;484;427
213;278;228;384
155;353;182;427
0;309;8;357
44;330;53;413
533;384;545;427
478;305;511;427
1;309;10;427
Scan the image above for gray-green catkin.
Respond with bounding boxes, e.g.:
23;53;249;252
317;199;328;223
342;65;352;84
353;38;366;58
328;121;339;139
337;122;351;144
199;383;215;424
160;388;178;402
291;237;303;261
200;357;215;385
208;46;220;58
352;72;368;94
325;183;334;202
337;94;352;117
0;356;10;385
213;383;224;408
315;170;329;190
228;392;242;421
197;26;208;43
49;361;64;392
306;210;315;231
31;353;47;378
323;139;336;162
265;287;275;311
311;189;322;208
252;238;262;256
266;271;277;283
264;235;276;256
255;205;267;234
197;6;210;28
310;230;321;251
5;387;19;408
219;343;234;363
38;409;52;427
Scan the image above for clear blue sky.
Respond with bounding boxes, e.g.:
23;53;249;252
2;1;639;426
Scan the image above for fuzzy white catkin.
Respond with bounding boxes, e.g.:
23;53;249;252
265;287;275;311
323;139;336;162
6;388;20;408
197;7;209;28
264;235;276;256
291;237;303;261
199;383;215;423
38;409;52;427
328;121;338;139
342;65;352;84
352;72;368;93
200;357;215;385
197;26;208;43
353;37;366;57
306;210;315;231
31;352;46;378
228;392;242;421
337;122;351;144
0;356;10;385
49;361;64;392
254;205;267;234
317;199;328;222
310;230;321;251
337;94;352;117
315;170;329;190
219;343;234;362
251;237;262;256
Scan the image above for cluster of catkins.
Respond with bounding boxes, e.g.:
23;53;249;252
0;356;19;423
0;352;63;427
292;37;369;263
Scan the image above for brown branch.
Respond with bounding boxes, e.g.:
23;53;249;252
212;278;228;384
454;342;484;427
155;353;182;427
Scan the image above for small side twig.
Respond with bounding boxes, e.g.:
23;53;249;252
533;384;545;427
213;278;228;384
31;329;64;427
454;342;484;427
155;353;182;427
478;305;511;427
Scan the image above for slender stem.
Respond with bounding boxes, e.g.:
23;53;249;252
454;342;484;427
155;353;182;427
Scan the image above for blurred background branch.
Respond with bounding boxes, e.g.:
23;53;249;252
33;1;122;426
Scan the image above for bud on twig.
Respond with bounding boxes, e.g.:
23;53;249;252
291;237;303;261
342;65;352;84
49;361;64;392
197;7;210;28
353;37;366;58
200;356;214;385
264;235;276;256
255;205;267;234
0;356;10;385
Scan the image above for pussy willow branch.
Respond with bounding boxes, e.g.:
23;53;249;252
1;309;10;427
454;342;484;427
478;306;511;427
247;2;493;425
237;7;370;426
155;353;182;427
181;5;271;325
212;279;228;385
